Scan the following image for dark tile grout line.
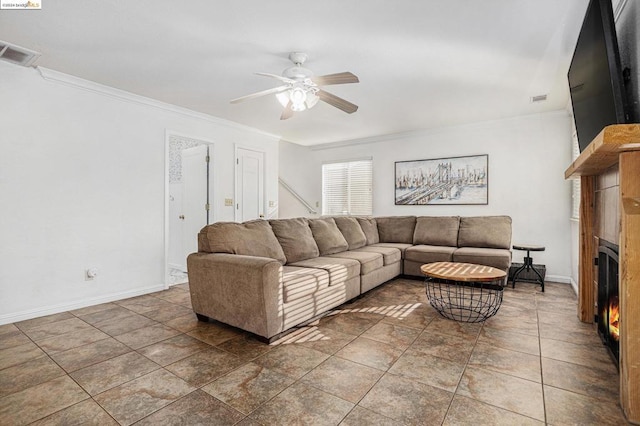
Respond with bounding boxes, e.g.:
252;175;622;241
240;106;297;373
536;289;549;426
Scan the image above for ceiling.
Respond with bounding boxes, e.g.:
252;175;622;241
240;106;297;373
0;0;590;145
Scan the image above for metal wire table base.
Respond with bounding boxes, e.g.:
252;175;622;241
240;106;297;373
425;277;506;323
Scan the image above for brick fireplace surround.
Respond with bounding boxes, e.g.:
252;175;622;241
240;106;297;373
565;124;640;423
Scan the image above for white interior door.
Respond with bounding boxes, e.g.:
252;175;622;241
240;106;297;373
236;147;264;222
181;145;209;269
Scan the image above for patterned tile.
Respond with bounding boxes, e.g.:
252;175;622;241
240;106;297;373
49;338;131;373
388;349;465;392
301;356;383;403
444;394;544;425
359;373;452;424
165;347;245;387
335;336;403;371
253;344;329;379
0;341;45;370
0;356;65;398
134;390;244;425
93;369;195;425
0;376;88;425
249;381;353;426
30;399;118;426
202;362;295;414
114;323;180;350
70;351;159;395
137;334;210;366
457;366;545;421
544;385;629;425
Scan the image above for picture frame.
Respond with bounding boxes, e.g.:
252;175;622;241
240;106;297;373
395;154;488;205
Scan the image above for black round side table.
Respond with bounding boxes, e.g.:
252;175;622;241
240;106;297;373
511;244;545;292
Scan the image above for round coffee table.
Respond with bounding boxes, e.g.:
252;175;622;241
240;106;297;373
421;262;507;323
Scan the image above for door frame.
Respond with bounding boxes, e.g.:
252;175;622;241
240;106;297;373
234;144;266;222
164;130;215;288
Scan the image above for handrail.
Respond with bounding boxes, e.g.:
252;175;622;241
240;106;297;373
279;177;318;215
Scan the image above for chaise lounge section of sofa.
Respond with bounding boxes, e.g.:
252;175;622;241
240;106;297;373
187;215;511;342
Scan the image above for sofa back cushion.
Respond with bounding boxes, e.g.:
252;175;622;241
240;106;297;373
457;216;512;249
333;216;367;250
356;217;380;245
376;216;416;244
309;218;349;255
269;218;320;263
413;216;460;246
198;220;286;264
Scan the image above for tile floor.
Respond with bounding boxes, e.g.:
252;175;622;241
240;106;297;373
0;278;631;425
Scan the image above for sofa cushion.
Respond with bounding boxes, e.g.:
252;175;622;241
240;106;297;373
333;216;367;250
198;220;286;264
327;250;384;275
354;246;401;265
289;256;360;283
405;245;456;264
376;216;416;243
452;247;512;271
457;216;512;249
369;242;413;257
281;266;329;303
309;218;349;255
269;218;319;264
356;217;380;245
413;216;460;246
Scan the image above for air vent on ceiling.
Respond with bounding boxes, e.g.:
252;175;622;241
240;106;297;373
0;41;41;67
530;94;548;103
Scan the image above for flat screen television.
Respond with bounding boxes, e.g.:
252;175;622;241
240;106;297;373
568;0;629;152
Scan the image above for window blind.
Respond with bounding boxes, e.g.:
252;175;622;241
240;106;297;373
571;129;581;220
322;159;373;216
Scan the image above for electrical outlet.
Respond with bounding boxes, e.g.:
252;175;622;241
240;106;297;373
85;268;98;281
316;201;319;207
269;200;276;207
224;198;233;206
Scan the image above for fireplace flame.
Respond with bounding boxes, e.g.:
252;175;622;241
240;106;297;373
609;296;619;341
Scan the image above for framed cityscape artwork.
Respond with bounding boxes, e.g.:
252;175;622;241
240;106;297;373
395;154;488;205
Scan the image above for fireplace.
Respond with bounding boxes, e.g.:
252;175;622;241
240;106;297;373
597;240;619;365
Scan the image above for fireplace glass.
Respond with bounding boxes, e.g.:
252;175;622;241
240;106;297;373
597;241;619;365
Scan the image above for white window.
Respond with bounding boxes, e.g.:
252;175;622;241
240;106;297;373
322;159;373;216
571;131;581;220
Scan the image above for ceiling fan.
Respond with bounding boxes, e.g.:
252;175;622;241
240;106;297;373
230;52;359;120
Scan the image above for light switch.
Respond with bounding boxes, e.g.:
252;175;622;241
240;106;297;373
224;198;233;206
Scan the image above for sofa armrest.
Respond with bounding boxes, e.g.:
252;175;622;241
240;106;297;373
187;252;283;339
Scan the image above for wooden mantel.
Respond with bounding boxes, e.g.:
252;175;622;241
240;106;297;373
565;124;640;424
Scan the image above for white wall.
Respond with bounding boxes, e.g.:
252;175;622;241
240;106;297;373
0;62;280;324
280;112;574;281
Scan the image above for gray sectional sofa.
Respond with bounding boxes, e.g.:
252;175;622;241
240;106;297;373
187;215;512;342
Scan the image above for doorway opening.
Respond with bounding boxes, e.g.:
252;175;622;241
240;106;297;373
166;133;214;287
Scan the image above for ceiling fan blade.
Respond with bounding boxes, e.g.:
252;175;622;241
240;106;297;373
280;101;294;120
255;72;297;84
317;90;358;114
312;72;359;86
230;85;290;104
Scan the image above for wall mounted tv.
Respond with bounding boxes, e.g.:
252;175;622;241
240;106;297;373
568;0;629;152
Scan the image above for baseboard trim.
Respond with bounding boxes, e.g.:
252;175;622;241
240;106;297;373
570;277;579;296
0;284;167;326
545;274;571;284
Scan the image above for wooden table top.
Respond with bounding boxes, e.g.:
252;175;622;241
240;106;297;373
512;244;545;251
421;262;507;282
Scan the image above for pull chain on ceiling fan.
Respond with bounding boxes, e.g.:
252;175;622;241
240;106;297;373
231;52;359;120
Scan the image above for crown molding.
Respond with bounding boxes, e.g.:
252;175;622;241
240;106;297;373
36;67;281;141
310;110;570;151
